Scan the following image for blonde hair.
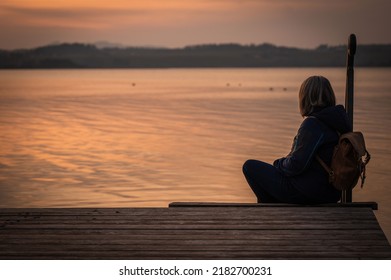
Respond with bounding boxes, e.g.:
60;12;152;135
299;76;336;116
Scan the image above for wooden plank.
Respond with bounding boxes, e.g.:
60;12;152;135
0;205;379;215
1;237;388;247
0;207;377;217
169;202;379;210
0;223;383;230
1;249;389;260
0;210;376;219
1;244;390;253
2;249;391;260
0;229;385;239
0;215;378;224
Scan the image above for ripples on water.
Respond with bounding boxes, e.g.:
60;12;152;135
0;68;390;239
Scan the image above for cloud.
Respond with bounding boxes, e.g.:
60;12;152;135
0;2;228;29
2;5;144;18
0;5;149;29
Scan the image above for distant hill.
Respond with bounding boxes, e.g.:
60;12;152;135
0;43;390;68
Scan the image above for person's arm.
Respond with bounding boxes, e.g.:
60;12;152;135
273;118;324;176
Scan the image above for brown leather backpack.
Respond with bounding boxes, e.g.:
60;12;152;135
316;132;371;191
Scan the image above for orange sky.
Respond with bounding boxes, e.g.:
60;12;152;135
0;0;390;49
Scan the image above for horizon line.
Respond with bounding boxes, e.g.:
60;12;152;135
2;41;391;52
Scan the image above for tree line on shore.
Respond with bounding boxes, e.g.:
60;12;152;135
1;43;390;68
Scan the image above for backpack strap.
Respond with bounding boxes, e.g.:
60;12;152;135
359;147;371;187
308;116;338;179
315;155;334;181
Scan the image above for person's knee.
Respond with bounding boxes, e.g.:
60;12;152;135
242;159;256;175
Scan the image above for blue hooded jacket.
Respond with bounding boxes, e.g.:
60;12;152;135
273;105;351;203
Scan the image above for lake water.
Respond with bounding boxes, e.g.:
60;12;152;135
0;68;390;241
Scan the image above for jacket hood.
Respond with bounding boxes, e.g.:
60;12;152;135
310;105;351;133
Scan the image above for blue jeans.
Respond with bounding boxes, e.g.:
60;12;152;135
242;159;312;204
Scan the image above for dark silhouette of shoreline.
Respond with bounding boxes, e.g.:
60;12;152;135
1;43;390;68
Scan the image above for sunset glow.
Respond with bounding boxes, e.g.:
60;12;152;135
0;0;390;49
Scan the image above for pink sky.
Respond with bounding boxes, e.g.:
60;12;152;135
0;0;390;49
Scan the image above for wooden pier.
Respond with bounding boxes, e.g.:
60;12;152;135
1;203;390;259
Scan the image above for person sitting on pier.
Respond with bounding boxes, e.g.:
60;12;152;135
243;76;351;204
